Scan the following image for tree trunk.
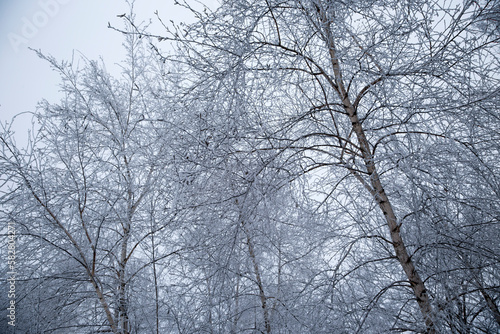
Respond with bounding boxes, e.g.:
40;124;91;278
118;224;130;334
24;176;120;333
242;221;271;334
316;5;436;332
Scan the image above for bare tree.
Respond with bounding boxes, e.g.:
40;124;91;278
0;23;182;333
1;0;498;333
145;0;500;332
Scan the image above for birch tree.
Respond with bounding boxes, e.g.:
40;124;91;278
146;0;500;332
1;0;498;332
0;25;182;333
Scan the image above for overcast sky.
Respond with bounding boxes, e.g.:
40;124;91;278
0;0;206;146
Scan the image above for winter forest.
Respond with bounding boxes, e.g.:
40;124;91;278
1;0;499;333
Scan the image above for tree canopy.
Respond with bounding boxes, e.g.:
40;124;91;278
1;0;499;333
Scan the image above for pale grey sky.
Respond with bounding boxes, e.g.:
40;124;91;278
0;0;205;146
